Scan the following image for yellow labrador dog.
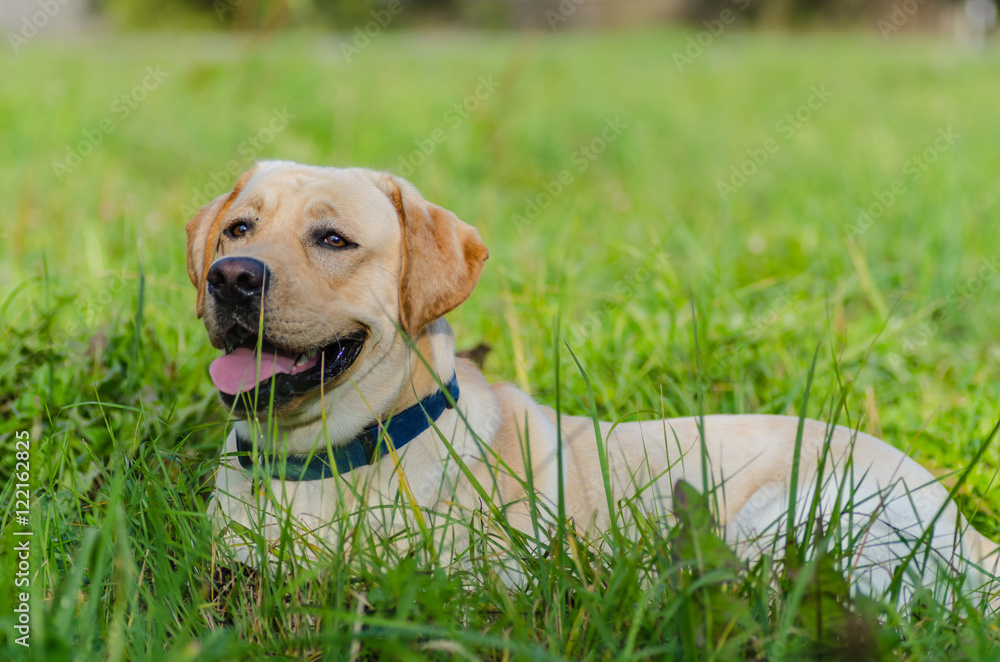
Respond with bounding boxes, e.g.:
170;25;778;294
189;160;997;601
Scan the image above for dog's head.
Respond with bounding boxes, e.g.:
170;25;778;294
185;161;488;418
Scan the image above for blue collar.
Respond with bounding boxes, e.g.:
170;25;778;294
236;375;459;481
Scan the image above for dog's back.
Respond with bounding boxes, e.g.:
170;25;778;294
493;399;999;606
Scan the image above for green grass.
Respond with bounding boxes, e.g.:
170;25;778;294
4;28;1000;659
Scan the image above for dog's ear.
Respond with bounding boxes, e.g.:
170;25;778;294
184;169;255;318
371;173;489;337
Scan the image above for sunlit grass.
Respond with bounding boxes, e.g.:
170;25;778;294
3;28;1000;659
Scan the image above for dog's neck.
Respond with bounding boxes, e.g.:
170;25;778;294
234;318;458;455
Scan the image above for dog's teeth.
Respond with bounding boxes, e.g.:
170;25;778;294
307;349;318;358
294;354;309;367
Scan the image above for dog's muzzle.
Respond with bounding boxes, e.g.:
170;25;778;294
207;256;271;308
203;255;367;415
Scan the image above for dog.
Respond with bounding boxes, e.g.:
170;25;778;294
189;160;998;603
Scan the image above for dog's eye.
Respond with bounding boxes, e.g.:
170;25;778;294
227;222;249;238
323;232;348;248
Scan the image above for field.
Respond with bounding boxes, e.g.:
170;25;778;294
4;27;1000;659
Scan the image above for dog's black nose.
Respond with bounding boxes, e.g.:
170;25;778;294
207;257;270;304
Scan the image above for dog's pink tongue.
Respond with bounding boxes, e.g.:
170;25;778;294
209;348;297;395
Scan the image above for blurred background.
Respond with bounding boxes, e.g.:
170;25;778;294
1;0;999;34
3;0;1000;533
5;4;1000;655
0;0;996;33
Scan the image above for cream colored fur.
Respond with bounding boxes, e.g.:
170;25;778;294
189;161;998;605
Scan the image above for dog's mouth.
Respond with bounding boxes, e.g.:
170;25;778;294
209;324;367;401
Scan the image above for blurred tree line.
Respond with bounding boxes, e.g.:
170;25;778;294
90;0;987;31
95;0;456;29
